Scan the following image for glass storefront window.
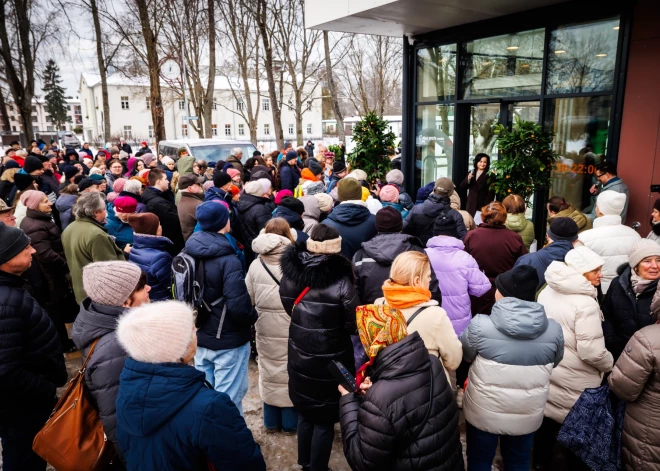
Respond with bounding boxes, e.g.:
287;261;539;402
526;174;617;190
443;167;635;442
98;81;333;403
468;103;500;168
546;17;620;94
461;29;545;99
416;104;455;186
417;45;457;102
545;95;612;212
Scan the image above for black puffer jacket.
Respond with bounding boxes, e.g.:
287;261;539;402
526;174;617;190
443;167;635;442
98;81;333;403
142;187;184;256
236;194;275;249
339;333;464;471
280;243;358;423
403;193;467;245
602;265;658;361
0;271;67;425
71;298;127;460
353;233;442;305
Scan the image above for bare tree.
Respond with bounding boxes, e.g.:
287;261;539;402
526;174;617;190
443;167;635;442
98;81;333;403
0;0;56;143
0;83;10;132
323;31;345;142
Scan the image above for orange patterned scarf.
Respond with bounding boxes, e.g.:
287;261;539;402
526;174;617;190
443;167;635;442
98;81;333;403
381;280;431;309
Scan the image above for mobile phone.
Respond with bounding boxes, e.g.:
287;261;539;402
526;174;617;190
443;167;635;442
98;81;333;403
327;360;356;393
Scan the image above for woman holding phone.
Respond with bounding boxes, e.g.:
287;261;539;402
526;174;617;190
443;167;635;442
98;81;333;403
460;153;495;217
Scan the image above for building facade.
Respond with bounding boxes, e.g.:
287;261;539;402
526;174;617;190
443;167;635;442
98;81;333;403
322;115;405;153
306;0;660;237
78;73;324;150
6;98;84;134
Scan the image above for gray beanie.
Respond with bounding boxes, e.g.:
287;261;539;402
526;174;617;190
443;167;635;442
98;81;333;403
628;239;660;269
305;181;325;196
83;261;143;306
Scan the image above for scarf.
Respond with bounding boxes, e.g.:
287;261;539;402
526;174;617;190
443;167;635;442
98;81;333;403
631;270;655;296
651;218;660;236
355;304;408;388
381;280;431;309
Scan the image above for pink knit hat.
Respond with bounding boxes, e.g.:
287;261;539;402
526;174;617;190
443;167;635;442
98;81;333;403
203;180;214;192
19;190;45;210
275;189;293;205
379;184;400;203
113;178;128;194
227;168;241;179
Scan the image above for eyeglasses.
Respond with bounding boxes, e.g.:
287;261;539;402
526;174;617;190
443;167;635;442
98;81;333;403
596;173;605;178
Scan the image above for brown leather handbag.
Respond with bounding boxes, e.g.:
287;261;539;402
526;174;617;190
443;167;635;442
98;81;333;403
33;338;115;471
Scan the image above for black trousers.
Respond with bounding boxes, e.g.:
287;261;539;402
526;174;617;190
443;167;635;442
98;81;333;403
297;413;335;471
533;416;590;471
0;402;52;471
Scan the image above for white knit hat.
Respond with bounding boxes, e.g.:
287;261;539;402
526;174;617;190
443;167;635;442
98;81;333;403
596;190;626;216
628;239;660;268
386;169;404;186
116;301;195;363
244;180;264;197
347;169;367;182
565;246;605;274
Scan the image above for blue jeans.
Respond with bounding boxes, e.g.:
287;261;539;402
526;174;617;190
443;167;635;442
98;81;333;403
466;422;534;471
263;403;298;432
195;342;250;416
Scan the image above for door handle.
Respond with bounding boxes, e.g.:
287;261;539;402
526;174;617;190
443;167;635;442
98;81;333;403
632;221;641;231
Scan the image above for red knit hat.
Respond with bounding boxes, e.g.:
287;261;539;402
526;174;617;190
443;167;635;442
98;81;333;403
114;196;138;214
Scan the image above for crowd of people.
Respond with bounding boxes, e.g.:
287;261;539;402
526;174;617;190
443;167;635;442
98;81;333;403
1;138;659;471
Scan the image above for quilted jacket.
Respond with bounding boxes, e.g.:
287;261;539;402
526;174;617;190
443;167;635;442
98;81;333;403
514;239;574;291
128;233;173;301
505;213;535;251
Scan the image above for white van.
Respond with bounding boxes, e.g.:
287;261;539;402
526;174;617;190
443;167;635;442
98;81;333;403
158;139;258;162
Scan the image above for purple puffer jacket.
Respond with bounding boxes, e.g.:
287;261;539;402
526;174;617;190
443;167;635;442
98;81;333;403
425;236;491;336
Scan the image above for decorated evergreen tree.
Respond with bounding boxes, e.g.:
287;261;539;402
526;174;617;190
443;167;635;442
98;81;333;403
43;60;68;130
347;111;396;182
489;117;558;205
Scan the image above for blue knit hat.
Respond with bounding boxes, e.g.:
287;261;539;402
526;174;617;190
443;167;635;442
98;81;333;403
196;201;229;232
416;182;435;202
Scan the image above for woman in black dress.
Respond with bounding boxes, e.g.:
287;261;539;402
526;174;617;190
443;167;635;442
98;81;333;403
460;153;495;217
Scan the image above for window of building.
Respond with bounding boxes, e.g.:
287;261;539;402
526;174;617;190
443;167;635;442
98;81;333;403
31;105;36;112
47;125;53;131
237;99;244;111
123;126;132;139
212;102;217;110
33;126;39;133
264;123;270;135
121;96;129;109
148;125;155;138
417;44;458;102
12;126;16;131
146;98;151;110
225;124;232;136
262;98;270;111
67;105;71;111
238;123;245;136
32;115;38;122
178;100;185;110
288;124;294;135
182;124;188;136
306;124;312;134
45;115;51;122
212;124;218;136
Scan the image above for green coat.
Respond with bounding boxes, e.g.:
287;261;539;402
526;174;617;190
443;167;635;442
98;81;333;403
62;216;125;303
505;213;535;251
548;206;592;234
177;156;195;176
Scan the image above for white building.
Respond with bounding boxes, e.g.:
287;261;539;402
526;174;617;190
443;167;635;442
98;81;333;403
6;97;84;134
78;72;324;149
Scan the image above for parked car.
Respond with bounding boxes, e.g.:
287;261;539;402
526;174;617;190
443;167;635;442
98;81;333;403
60;131;81;149
158;139;258;163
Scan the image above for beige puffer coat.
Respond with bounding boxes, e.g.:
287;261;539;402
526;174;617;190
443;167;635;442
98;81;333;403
609;324;660;471
246;232;294;408
538;261;614;423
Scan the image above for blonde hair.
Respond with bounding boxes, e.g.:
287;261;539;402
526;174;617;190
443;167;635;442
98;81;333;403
265;217;295;243
1;168;19;182
390;252;430;286
170;171;180;192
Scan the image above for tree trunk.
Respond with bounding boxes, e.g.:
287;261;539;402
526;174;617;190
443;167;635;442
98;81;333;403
255;0;283;149
203;0;216;138
135;0;166;142
323;31;345;142
0;87;10;132
90;0;111;142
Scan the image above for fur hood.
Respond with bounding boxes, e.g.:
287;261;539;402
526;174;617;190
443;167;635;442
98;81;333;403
280;242;353;289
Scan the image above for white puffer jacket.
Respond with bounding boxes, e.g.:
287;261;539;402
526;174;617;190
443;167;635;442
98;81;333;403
538;262;614;423
578;215;640;293
246;232;294;408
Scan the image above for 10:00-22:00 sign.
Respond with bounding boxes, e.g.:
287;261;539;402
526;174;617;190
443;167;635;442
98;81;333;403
554;163;597;175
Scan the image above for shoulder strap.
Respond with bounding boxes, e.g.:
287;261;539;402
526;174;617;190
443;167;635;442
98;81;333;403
81;338;101;374
406;307;427;327
293;287;311;310
260;258;281;286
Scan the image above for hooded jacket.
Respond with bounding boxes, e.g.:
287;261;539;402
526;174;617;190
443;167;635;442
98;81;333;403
514;239;574;291
246;233;293;408
339;333;464;471
548;205;592;233
142;187;185;256
116;359;265;471
322;202;377;259
177;155;195;176
505;213;535;251
538;262;613;423
588;177;630;223
279;243;359;423
236;194;275;249
380;201;409;219
602;265;658;361
184;231;257;351
579;215;641;293
55;193;76;231
403;193;467;245
299;195;321;234
352;232;442;305
105;208;134;249
425;236;491;336
391;183;414;210
279;164;300;193
128;234;173;301
609;324;660;471
273;206;309;243
461;297;564;435
71;299;128;459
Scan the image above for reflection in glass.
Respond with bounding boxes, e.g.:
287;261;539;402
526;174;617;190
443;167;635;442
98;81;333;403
545;96;611;212
417;45;457;102
469;103;500;168
461;29;544;99
416;105;455;188
546;17;620;94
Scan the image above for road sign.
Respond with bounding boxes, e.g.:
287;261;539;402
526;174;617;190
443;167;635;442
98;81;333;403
184;116;199;121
